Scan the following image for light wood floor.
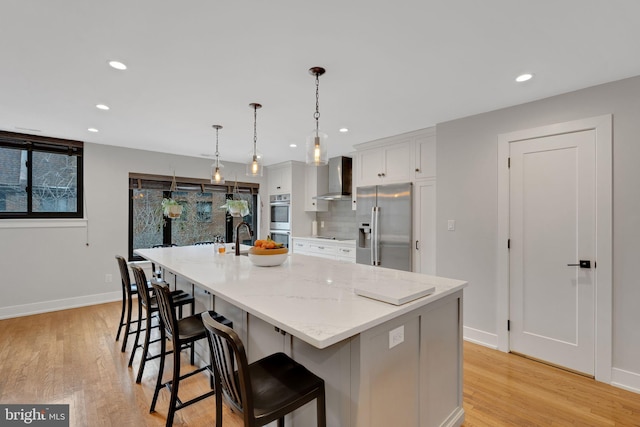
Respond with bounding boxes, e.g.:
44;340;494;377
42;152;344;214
1;302;639;426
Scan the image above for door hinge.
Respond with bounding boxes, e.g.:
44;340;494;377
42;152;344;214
507;239;510;249
508;157;511;168
507;320;511;331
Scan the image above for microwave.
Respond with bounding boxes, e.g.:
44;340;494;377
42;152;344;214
269;194;291;230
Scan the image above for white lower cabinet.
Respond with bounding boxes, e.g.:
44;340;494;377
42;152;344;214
292;237;356;263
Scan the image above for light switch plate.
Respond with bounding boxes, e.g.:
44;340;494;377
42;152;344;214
447;220;456;231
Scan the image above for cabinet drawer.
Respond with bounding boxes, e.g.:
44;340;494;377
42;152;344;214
336;245;356;263
307;243;337;259
292;240;310;254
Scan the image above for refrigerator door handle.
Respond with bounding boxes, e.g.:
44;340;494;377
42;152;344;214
373;206;380;266
370;207;376;265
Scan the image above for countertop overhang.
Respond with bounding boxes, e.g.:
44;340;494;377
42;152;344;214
135;245;467;349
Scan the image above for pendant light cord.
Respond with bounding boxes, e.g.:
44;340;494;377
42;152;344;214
215;127;220;167
253;104;258;157
314;72;320;137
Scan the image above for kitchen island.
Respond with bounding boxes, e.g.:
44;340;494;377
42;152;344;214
135;245;467;427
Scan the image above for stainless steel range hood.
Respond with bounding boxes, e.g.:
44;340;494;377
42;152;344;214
314;156;352;200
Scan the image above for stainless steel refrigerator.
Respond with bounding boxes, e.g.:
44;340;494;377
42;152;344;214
356;182;412;271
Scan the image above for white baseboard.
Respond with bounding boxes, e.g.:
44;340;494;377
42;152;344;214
463;326;498;349
0;291;121;320
611;367;640;394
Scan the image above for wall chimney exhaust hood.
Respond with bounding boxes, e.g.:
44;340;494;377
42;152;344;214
314;156;352;200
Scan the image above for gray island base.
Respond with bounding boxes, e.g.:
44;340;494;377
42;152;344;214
135;245;467;427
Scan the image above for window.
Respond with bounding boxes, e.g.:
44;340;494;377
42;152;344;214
0;131;83;218
129;173;258;260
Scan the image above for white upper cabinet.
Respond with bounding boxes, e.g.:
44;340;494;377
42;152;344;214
356;140;414;186
268;164;292;195
414;132;436;180
305;164;329;212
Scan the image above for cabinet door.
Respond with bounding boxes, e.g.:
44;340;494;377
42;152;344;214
414;134;436;180
413;180;436;275
383;141;414;183
305;165;329;211
357;149;384;186
247;314;285;364
269;166;292;195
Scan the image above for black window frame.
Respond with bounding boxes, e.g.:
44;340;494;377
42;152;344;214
0;131;84;219
128;173;259;261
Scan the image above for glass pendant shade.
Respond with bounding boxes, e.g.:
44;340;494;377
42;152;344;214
307;66;328;166
211;161;225;184
246;103;263;177
211;124;225;183
246;152;263;177
306;130;328;165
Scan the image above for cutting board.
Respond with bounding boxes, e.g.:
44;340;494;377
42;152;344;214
354;281;436;305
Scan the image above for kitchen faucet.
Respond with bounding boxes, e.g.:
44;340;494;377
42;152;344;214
235;221;254;256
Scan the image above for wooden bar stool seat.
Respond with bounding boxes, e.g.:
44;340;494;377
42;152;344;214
203;312;326;427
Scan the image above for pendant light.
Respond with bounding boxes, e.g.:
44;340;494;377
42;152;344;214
306;66;328;166
246;102;263;177
211;125;225;184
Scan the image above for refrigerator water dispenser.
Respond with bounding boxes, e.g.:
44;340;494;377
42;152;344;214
358;223;371;249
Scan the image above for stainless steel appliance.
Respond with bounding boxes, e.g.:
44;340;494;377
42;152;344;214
314;156;352;200
356;183;412;271
269;229;290;249
269;194;291;230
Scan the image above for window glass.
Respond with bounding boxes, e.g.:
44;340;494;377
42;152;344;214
132;189;164;249
0;146;27;213
32;151;78;213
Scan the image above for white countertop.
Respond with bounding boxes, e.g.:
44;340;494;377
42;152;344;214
135;245;466;349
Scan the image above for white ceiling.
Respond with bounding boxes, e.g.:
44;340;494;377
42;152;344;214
1;1;639;166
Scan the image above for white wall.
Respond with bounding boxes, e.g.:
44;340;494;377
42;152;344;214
0;143;268;318
436;75;640;389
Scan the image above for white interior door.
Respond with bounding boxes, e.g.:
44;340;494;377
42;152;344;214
509;129;596;375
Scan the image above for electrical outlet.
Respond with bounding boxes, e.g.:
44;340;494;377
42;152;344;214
389;325;404;349
320;221;325;228
105;274;113;283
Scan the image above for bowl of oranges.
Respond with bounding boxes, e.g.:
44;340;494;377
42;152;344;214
248;237;289;267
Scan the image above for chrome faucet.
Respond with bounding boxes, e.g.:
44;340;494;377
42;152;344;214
235;221;254;256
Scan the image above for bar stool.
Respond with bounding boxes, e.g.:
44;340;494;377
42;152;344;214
128;265;195;383
150;282;232;427
114;255;142;352
203;312;326;427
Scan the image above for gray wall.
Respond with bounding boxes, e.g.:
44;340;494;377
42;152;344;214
436;75;640;382
316;200;356;239
0;143;268;317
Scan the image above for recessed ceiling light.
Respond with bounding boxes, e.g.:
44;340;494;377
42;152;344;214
88;128;99;133
289;143;297;148
515;73;533;83
96;104;110;110
339;127;349;133
108;60;127;70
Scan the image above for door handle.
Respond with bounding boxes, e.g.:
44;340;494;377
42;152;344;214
567;260;591;268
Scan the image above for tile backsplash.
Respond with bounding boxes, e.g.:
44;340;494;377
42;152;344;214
315;200;356;239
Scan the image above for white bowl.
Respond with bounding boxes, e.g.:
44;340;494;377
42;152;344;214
248;252;288;267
